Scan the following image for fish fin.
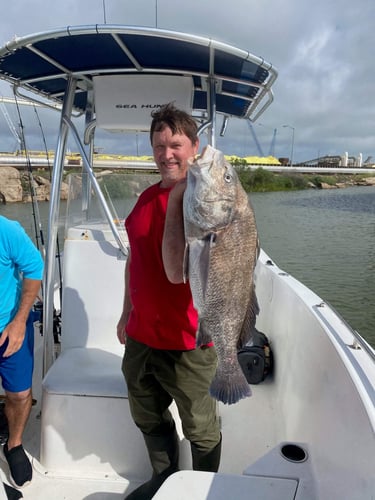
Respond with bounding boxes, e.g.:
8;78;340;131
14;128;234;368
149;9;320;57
209;232;217;247
183;243;189;284
256;237;260;260
209;367;252;405
188;237;211;304
196;321;212;347
238;284;260;349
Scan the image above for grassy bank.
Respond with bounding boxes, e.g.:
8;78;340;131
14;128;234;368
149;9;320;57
236;167;375;192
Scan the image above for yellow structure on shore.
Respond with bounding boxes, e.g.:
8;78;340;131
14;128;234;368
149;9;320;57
0;151;281;166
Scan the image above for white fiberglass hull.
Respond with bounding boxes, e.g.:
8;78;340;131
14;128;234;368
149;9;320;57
0;228;373;500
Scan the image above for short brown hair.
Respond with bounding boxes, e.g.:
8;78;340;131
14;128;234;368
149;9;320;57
150;103;198;146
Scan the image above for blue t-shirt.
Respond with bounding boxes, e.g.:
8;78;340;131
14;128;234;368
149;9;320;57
0;216;44;332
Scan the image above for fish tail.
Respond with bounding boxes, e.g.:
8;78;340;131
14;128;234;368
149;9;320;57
209;367;252;405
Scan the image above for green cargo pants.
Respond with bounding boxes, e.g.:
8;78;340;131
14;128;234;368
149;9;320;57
122;336;221;451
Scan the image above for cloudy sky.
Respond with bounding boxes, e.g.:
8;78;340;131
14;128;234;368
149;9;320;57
0;0;374;163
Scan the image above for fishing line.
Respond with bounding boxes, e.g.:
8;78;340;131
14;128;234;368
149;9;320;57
13;91;45;257
33;103;52;173
33;102;63;262
32;103;63;322
13;92;55;341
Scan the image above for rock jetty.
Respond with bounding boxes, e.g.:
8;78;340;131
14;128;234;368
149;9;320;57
0;166;68;203
317;177;375;189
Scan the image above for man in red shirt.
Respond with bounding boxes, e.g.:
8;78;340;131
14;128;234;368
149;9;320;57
117;103;221;500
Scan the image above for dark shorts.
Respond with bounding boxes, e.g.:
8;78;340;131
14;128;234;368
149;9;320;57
0;315;34;393
123;337;221;451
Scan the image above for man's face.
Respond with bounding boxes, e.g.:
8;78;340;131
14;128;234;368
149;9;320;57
152;126;199;188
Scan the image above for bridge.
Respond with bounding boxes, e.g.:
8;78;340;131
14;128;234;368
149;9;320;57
1;153;374;175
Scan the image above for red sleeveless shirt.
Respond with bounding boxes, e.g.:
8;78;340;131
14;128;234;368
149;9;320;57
125;182;198;350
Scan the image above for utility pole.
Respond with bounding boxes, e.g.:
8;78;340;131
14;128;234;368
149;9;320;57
282;124;295;166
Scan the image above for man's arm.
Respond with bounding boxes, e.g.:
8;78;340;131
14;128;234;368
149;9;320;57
0;277;41;357
117;254;131;345
162;181;187;284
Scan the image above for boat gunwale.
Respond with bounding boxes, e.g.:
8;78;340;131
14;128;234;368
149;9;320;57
258;250;375;431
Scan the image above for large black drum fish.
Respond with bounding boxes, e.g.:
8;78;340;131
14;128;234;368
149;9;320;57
183;145;259;405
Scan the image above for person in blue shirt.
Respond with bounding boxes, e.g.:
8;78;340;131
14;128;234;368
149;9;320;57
0;216;43;488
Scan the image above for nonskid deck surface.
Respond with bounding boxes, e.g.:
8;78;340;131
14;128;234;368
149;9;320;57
0;329;279;500
0;405;136;499
0;378;281;499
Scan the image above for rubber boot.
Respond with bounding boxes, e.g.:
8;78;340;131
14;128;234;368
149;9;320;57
125;426;179;500
191;434;222;472
3;483;23;499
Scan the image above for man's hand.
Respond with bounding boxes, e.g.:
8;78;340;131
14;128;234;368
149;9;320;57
0;318;26;357
117;314;127;345
0;277;41;357
117;257;131;345
169;178;187;202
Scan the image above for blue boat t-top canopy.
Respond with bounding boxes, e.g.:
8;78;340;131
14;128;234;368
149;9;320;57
0;25;277;123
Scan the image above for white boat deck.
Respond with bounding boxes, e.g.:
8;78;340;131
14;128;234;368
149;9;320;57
0;368;313;499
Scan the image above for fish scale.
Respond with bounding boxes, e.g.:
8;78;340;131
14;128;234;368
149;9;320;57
184;145;259;405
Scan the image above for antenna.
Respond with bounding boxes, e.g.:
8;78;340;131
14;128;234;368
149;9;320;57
247;120;264;157
155;0;158;27
102;0;107;24
0;100;22;149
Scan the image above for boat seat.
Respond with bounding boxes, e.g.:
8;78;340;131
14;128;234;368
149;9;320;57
154;442;317;500
40;227;151;479
42;347;126;398
153;471;298;500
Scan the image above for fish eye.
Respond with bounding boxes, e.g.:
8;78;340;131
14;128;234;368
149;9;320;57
224;172;232;183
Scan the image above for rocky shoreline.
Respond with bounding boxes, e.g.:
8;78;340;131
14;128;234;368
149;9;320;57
0;166;69;203
310;177;375;189
0;165;374;203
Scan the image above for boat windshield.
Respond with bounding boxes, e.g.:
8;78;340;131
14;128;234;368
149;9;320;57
64;170;161;242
